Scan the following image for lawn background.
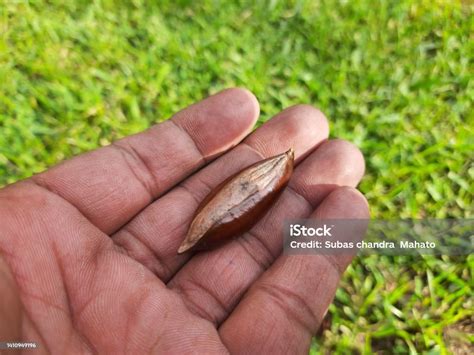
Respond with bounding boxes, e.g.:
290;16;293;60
1;0;472;353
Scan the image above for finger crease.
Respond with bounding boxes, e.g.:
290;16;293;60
258;282;318;334
237;230;275;271
320;254;344;277
169;120;208;164
121;226;173;279
30;178;84;214
239;142;266;161
174;278;227;326
177;184;202;208
287;185;316;210
111;142;156;201
182;173;216;197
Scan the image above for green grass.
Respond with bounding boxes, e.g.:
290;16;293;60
1;0;473;353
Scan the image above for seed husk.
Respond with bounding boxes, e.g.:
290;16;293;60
177;148;294;254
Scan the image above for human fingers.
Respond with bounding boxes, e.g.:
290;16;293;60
113;105;329;280
31;88;259;234
219;187;369;354
168;139;364;325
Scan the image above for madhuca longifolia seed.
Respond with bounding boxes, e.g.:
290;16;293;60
177;148;294;254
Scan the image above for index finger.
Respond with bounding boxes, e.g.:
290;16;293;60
29;88;259;234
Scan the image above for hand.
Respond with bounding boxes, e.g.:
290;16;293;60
0;88;368;354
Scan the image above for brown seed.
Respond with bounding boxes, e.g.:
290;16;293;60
177;148;294;254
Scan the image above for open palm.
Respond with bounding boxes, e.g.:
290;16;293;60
0;88;368;354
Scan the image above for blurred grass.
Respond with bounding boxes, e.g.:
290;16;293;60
1;0;473;353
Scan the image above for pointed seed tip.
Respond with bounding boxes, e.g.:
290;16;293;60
286;147;295;159
177;243;190;254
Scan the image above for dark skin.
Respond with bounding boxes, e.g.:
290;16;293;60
0;88;368;354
